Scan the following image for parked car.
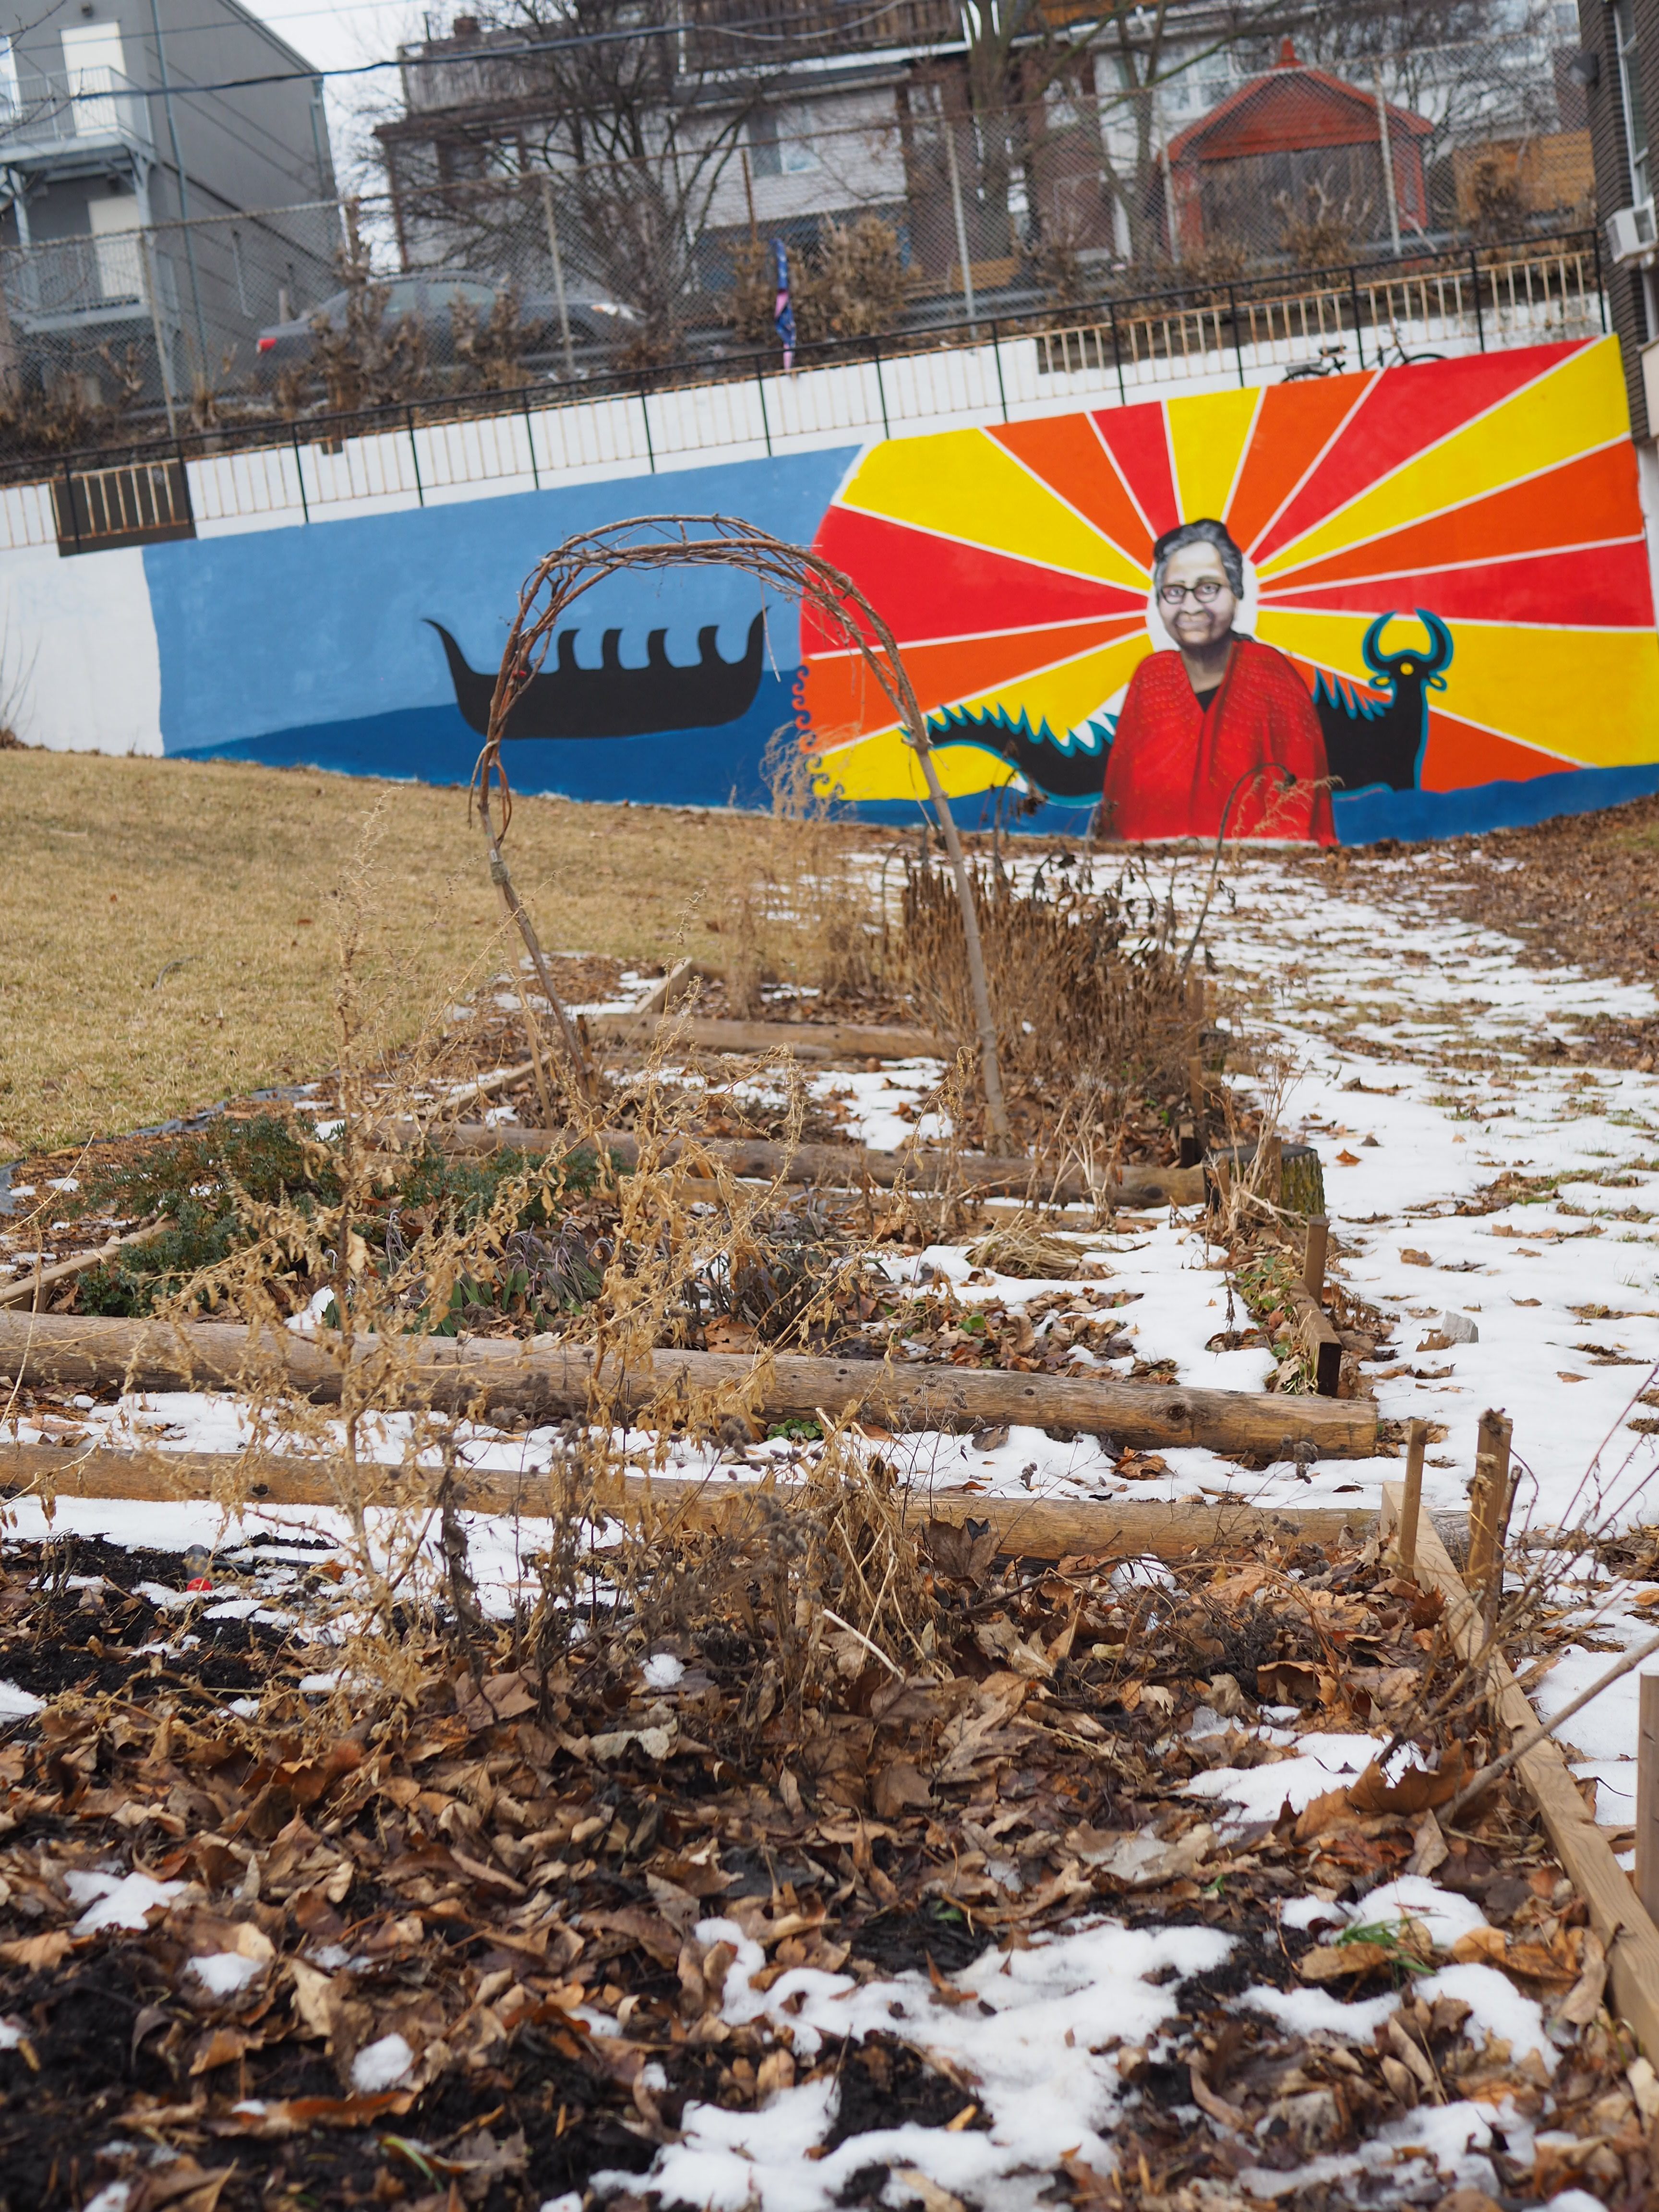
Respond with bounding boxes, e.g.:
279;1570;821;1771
255;270;639;364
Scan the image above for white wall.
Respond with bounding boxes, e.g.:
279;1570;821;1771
0;542;161;752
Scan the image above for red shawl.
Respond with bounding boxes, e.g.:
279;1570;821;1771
1101;637;1336;844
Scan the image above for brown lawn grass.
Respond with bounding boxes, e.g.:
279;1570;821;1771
0;750;817;1157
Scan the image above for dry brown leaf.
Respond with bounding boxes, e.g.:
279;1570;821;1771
190;2024;258;2076
1348;1752;1463;1816
872;1760;933;1820
0;1931;72;1970
1449;1926;1508;1968
1302;1941;1405;1985
1189;2061;1248;2131
1555;1930;1608;2026
132;2163;237;2212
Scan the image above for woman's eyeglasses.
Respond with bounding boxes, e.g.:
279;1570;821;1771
1158;578;1227;605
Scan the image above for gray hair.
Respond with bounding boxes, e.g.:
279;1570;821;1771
1152;518;1245;597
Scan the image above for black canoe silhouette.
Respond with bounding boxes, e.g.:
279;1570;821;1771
426;611;766;740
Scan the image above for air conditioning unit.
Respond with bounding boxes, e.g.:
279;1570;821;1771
1608;203;1658;266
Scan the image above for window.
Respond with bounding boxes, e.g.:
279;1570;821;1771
748;108;816;178
1616;0;1651;207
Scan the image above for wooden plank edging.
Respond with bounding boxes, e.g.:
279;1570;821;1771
0;1442;1380;1560
0;1313;1378;1457
1381;1481;1659;2061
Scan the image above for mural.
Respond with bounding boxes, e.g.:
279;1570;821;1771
798;336;1659;841
29;332;1643;840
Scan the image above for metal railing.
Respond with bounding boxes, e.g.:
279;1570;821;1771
1034;239;1604;390
0;66;153;158
0;231;1608;558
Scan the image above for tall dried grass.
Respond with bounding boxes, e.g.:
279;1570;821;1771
898;856;1202;1153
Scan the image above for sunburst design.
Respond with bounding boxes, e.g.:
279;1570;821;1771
799;337;1659;819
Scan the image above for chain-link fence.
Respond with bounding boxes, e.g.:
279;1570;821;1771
0;23;1596;458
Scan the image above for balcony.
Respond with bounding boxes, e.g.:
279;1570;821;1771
0;67;154;175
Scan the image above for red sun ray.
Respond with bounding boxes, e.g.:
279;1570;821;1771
804;505;1142;656
1418;709;1574;791
1260;540;1655;627
1226;375;1376;556
1089;401;1181;540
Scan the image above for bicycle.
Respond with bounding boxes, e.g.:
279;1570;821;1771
1282;343;1349;380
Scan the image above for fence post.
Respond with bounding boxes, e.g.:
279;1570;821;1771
991;317;1008;421
1470;248;1485;352
1348;267;1366;371
1640;1674;1659;1922
291;425;310;523
871;337;890;441
1227;284;1245;387
522;396;540;491
61;456;81;553
638;373;657;473
1593;226;1607;335
754;357;771;456
405;406;425;506
1109;298;1126;406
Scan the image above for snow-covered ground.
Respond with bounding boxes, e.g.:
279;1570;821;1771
12;842;1659;1846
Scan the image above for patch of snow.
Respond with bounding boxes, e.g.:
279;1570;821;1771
1280;1895;1345;1932
68;1869;184;1932
350;2032;415;2092
1185;1731;1382;1824
643;1652;686;1690
1341;1875;1491;1949
1418;1961;1556;2069
188;1951;266;1996
0;1679;43;1717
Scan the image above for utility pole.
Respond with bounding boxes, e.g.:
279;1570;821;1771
540;174;574;377
144;0;210;381
942;114;977;335
1374;71;1403;256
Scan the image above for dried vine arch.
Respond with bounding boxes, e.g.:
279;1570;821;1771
469;514;1010;1142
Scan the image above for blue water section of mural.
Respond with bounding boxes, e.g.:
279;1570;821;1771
1330;760;1659;843
172;679;798;811
144;447;858;761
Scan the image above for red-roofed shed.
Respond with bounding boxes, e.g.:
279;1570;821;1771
1166;46;1432;258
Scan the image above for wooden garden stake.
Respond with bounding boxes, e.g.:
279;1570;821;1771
1302;1215;1329;1303
1639;1673;1659;1924
1467;1407;1514;1616
1397;1415;1427;1573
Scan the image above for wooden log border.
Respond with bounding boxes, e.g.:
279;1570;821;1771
1382;1481;1659;2061
0;1442;1382;1561
0;1313;1379;1457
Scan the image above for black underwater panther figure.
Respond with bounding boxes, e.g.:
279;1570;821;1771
925;704;1107;803
1313;610;1453;795
428;612;765;740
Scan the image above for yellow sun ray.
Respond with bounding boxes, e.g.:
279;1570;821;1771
835;428;1152;593
1167;386;1262;526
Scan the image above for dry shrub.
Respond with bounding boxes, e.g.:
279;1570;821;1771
899;858;1200;1151
1277;175;1368;269
451;284;529;390
310;244;427;413
726;217;906;349
801;216;907;339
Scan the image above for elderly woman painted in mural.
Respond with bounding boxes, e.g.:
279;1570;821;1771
1102;518;1335;843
